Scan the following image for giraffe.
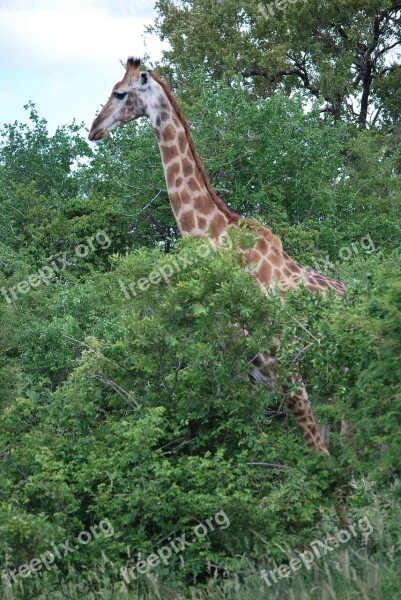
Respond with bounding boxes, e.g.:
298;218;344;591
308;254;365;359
89;57;349;522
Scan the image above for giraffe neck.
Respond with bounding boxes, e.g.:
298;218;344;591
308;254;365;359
147;79;345;298
148;89;232;242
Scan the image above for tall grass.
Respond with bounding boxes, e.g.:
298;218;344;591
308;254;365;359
1;535;398;600
2;482;399;600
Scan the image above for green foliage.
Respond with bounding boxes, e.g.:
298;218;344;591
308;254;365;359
0;242;345;592
331;252;401;485
0;34;401;598
0;241;400;598
152;0;401;126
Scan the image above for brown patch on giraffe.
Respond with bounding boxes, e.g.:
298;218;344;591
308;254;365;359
269;251;283;267
288;262;302;273
256;238;269;254
257;260;272;284
292;406;306;417
188;177;200;192
173;116;181;128
169;192;181;214
162;145;179;164
260;227;282;249
181;189;191;204
314;276;330;287
283;267;292;278
166;163;180;187
175;177;183;188
195;170;204;186
160;111;170;121
209;213;227;239
194;194;213;215
197;216;207;229
182;157;194;177
248;249;261;264
163;124;176;142
155;115;161;128
180;211;196;232
178;131;187;154
273;268;282;280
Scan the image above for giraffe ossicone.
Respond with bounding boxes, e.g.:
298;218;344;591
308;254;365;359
89;57;349;521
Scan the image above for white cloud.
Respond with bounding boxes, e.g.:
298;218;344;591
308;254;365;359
0;0;166;131
0;2;161;69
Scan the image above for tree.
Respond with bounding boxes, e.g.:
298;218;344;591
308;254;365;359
151;0;401;126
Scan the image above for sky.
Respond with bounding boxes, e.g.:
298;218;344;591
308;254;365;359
0;0;165;133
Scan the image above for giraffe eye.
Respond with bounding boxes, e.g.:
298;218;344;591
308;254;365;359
114;91;127;100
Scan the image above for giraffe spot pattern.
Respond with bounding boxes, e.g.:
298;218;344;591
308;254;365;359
248;250;261;264
209;213;227;239
162;145;179;164
167;162;181;187
197;216;207;229
188;178;200;192
163;124;176;142
181;189;191;203
169;192;181;214
269;252;282;267
182;157;194;177
256;238;269;253
194;195;214;215
178;132;187;153
257;260;272;284
180;211;196;232
287;262;302;273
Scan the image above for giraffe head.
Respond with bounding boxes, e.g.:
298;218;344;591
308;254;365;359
89;57;151;141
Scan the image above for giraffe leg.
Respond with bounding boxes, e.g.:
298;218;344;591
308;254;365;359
250;353;350;525
250;355;329;453
283;377;329;454
285;378;350;526
286;379;350;526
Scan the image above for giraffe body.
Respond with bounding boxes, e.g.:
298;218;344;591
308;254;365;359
89;57;346;463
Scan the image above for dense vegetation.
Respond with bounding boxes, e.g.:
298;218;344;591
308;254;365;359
0;1;400;598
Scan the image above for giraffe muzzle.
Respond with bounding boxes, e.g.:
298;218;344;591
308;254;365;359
88;127;108;141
